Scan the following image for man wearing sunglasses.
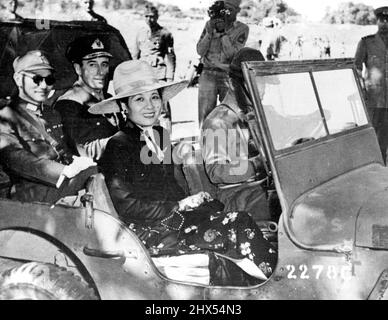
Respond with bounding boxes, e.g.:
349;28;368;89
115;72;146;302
0;50;97;203
55;35;123;162
355;6;388;164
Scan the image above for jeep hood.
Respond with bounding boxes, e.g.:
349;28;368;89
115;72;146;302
287;164;388;250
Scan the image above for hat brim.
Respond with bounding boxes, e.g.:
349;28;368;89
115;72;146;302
21;64;54;72
89;80;189;114
82;51;113;60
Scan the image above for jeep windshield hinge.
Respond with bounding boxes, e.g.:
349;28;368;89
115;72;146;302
333;241;353;261
81;193;94;230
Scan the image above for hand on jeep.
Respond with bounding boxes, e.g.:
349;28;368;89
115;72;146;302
61;156;96;179
178;192;212;211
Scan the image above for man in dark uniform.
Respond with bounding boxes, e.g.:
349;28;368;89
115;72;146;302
0;50;96;203
54;36;122;162
355;6;388;163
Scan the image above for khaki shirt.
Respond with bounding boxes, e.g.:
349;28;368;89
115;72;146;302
132;24;176;80
355;33;388;109
196;21;249;71
201;98;260;185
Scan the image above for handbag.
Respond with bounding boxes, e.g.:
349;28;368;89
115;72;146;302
161;199;225;232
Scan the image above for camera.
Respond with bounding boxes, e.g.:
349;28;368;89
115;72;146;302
208;1;231;20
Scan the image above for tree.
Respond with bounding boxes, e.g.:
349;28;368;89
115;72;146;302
240;0;299;23
323;2;376;25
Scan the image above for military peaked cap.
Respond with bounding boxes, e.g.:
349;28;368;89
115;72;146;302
66;35;113;63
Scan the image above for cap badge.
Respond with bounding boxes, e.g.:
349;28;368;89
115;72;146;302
91;38;104;50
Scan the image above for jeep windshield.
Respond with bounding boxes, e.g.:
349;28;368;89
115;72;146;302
244;59;368;152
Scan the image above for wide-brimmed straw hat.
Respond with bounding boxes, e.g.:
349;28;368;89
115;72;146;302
89;60;188;114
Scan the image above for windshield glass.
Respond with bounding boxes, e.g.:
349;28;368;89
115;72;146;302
313;69;368;134
255;69;367;151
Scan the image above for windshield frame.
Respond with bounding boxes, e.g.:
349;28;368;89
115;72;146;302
242;59;370;157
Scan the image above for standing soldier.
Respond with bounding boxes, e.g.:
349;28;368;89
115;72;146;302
54;35;122;162
196;0;249;128
132;5;176;131
355;6;388;163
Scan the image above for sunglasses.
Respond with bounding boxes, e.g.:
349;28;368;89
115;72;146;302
22;72;56;86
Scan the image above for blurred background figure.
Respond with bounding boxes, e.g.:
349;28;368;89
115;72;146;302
312;37;322;58
266;34;288;61
294;35;304;59
340;41;346;57
74;0;107;22
0;0;23;21
323;36;331;58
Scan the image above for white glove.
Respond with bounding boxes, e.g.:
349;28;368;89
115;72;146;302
61;156;96;179
178;191;212;211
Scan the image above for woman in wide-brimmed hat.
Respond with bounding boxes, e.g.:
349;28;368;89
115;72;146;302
90;60;276;286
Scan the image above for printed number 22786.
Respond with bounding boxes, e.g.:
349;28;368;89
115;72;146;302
286;264;352;281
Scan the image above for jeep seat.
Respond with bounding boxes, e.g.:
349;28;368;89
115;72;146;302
0;165;11;199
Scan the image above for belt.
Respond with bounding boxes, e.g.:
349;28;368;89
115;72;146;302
203;66;227;73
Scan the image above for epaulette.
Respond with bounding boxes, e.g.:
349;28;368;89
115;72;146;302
56;86;89;105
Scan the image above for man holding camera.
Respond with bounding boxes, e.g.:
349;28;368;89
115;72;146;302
196;0;249;127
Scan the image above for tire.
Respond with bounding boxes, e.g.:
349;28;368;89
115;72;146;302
0;262;98;300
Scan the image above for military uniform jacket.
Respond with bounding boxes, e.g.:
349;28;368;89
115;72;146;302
0;99;93;203
355;33;388;109
200;96;270;220
55;83;119;161
132;24;176;81
196;21;249;71
201;100;260;185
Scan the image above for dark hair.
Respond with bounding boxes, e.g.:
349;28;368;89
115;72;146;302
117;88;164;107
145;5;158;17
